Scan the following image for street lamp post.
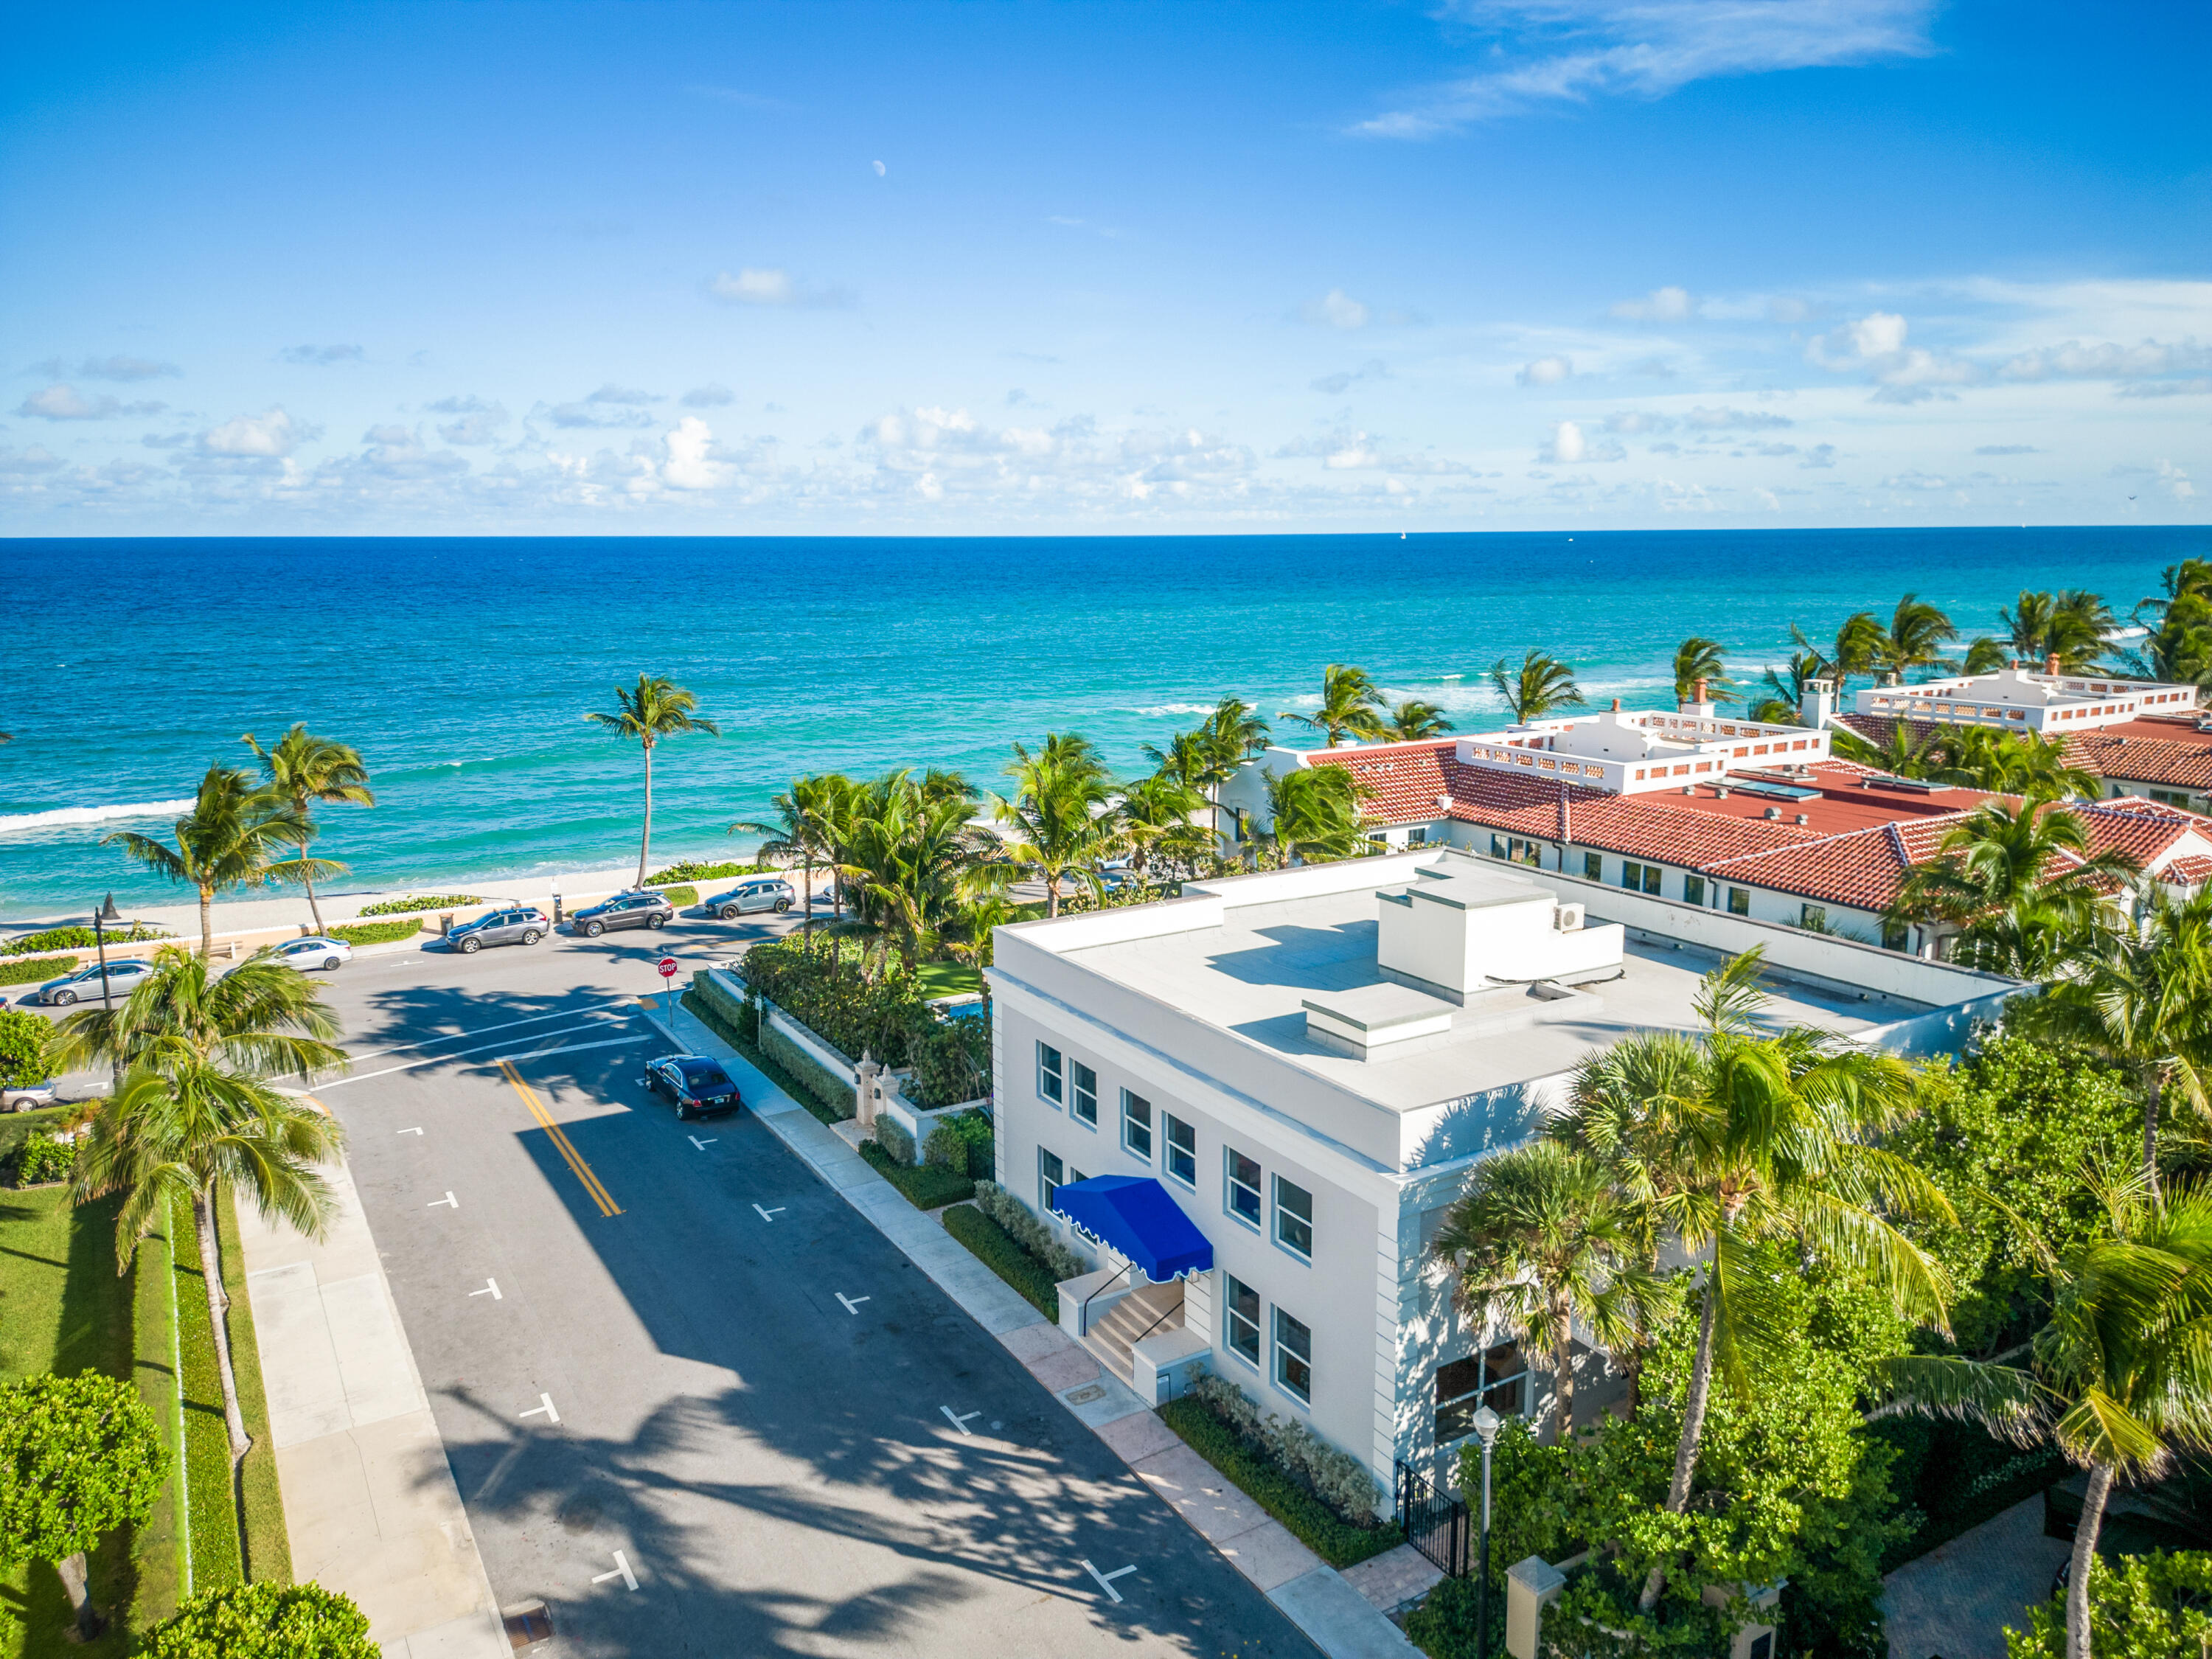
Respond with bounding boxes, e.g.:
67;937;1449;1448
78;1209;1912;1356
1472;1404;1502;1659
91;893;121;1012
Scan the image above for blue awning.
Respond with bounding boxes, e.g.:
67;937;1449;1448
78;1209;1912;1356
1051;1175;1214;1281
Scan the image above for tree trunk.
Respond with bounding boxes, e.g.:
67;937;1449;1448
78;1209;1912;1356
2144;1071;2164;1202
801;855;815;944
55;1549;102;1640
1551;1307;1575;1444
298;811;326;933
1639;1277;1720;1611
195;1187;253;1468
637;740;655;890
2067;1462;2113;1659
1046;872;1060;919
199;884;215;960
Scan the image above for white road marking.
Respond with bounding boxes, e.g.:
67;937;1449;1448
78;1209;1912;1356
492;1035;649;1063
470;1279;502;1300
397;1126;424;1136
519;1393;560;1424
320;1019;636;1088
835;1293;870;1315
342;1001;636;1064
940;1406;981;1435
687;1135;717;1150
752;1204;785;1222
1082;1560;1137;1604
428;1192;459;1209
591;1551;638;1592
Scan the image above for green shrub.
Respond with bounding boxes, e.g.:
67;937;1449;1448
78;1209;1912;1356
2006;1548;2212;1658
358;893;478;917
0;1007;47;1088
10;1130;76;1186
145;1582;379;1658
1186;1372;1382;1523
325;919;422;946
740;936;990;1107
759;1022;855;1121
1160;1391;1402;1568
972;1180;1086;1279
0;923;168;956
860;1141;975;1209
653;885;699;906
925;1110;994;1178
647;860;766;884
875;1116;915;1166
681;984;850;1127
0;953;79;986
943;1203;1062;1317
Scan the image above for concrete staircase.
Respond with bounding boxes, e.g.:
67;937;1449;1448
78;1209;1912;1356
1086;1280;1185;1382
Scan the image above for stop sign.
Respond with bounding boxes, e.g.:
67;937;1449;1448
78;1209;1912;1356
657;956;679;979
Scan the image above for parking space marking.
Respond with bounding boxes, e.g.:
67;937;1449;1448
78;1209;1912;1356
940;1406;981;1435
492;1035;650;1063
320;1015;633;1089
687;1135;717;1150
1082;1561;1137;1604
397;1126;424;1136
428;1192;459;1209
835;1293;870;1315
496;1059;622;1217
470;1279;503;1300
519;1393;560;1424
752;1204;785;1222
591;1551;639;1592
343;1000;636;1065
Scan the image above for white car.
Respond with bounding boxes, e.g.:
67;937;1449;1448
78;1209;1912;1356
273;936;353;972
29;958;155;1006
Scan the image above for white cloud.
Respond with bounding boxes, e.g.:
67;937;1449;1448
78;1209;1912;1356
681;383;735;408
1310;359;1391;394
1998;338;2212;383
1611;285;1694;321
17;384;167;420
1355;0;1937;135
199;406;314;457
1800;443;1837;468
26;354;181;382
1301;289;1371;330
872;159;886;176
426;395;509;445
1517;355;1573;386
662;417;728;490
1602;410;1670;434
278;344;364;366
586;383;660;405
541;399;655;430
1538;420;1624;464
708;267;855;308
1681;406;1793;431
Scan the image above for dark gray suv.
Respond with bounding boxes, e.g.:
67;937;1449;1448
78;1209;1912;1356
448;906;550;953
571;891;675;936
705;877;796;919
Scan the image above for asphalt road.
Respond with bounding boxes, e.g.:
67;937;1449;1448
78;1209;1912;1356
280;914;1320;1658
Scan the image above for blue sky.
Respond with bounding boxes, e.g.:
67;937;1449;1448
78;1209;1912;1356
2;0;2207;533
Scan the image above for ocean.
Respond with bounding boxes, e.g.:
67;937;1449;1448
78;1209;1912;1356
1;528;2204;919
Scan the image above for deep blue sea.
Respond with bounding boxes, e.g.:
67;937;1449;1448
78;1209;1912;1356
0;529;2205;919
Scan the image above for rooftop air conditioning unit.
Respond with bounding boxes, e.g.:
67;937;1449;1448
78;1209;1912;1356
1554;902;1585;933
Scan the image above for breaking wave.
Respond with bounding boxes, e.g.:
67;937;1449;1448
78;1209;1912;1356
0;799;196;837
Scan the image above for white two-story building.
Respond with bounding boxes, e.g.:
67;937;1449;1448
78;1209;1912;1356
986;848;2021;1505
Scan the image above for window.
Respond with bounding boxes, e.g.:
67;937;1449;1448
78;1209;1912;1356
1226;1149;1263;1228
1504;837;1543;867
1274;1308;1314;1403
1882;920;1910;953
1039;1148;1064;1214
1036;1042;1063;1105
1164;1114;1197;1186
1727;886;1750;916
1490;833;1508;858
1407;827;1429;846
1683;874;1705;907
1583;852;1604;882
1069;1060;1098;1127
1274;1176;1314;1258
1621;860;1662;894
1801;903;1829;931
1224;1275;1262;1366
1121;1090;1153;1160
1433;1343;1529;1444
2152;788;2193;809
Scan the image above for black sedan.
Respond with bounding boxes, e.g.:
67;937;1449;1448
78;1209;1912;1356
641;1054;743;1121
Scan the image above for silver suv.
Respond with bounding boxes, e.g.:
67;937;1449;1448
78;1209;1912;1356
571;891;675;937
449;906;550;953
706;877;796;919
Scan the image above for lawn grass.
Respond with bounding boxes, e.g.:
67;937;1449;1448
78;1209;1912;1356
914;961;984;1000
1159;1394;1404;1569
125;1201;184;1638
942;1203;1060;1318
215;1188;288;1587
326;919;421;947
858;1141;975;1210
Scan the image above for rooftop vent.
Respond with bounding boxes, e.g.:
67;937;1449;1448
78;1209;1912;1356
1764;806;1781;820
1795;813;1810;824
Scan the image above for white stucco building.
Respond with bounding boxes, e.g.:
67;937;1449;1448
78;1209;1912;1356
986;848;2022;1505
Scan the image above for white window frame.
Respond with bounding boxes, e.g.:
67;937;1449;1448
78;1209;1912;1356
1038;1147;1065;1214
1273;1174;1313;1261
1121;1089;1153;1161
1225;1147;1263;1230
1036;1041;1063;1106
1164;1113;1197;1189
1223;1273;1262;1369
1273;1307;1313;1405
1069;1058;1099;1127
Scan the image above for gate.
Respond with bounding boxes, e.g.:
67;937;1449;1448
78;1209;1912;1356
1394;1460;1470;1578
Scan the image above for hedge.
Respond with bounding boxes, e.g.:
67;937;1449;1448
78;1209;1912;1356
9;1129;76;1186
357;894;476;917
942;1203;1061;1318
860;1138;975;1210
325;919;421;947
0;1007;47;1087
759;1022;855;1122
739;936;989;1107
678;985;849;1127
647;860;766;884
1159;1394;1402;1568
925;1111;994;1179
143;1582;377;1658
1;924;169;956
0;952;80;985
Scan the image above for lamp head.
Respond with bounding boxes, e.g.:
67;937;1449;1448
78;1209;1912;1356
97;893;121;923
1472;1404;1502;1448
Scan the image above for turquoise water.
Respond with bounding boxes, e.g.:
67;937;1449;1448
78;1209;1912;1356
0;529;2203;918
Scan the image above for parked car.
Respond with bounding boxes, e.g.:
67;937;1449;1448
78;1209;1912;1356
641;1053;742;1120
29;959;155;1006
705;877;796;919
274;936;354;971
448;905;552;953
2;1078;58;1113
570;891;675;937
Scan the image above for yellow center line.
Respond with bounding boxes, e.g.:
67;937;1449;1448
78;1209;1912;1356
496;1059;623;1217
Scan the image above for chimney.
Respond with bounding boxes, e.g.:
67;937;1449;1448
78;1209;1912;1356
1799;675;1836;729
1610;698;1621;712
2044;653;2062;675
1680;676;1714;719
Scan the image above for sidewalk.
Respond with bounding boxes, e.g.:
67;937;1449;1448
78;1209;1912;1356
236;1157;507;1658
639;987;1425;1659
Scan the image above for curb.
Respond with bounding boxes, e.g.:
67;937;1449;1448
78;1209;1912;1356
636;990;1422;1659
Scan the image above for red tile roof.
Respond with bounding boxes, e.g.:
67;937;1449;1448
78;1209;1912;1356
2166;855;2212;886
1840;710;2212;792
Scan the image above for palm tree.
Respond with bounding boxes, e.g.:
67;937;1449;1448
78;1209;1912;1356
1891;800;2138;967
1877;594;1957;681
831;770;1001;967
105;766;338;959
2021;883;2212;1195
1254;765;1370;869
585;675;720;889
2002;590;2114;672
994;735;1121;917
1790;613;1888;691
1829;720;1942;779
1490;650;1583;723
1279;664;1388;748
1385;700;1454;741
1878;1174;2212;1659
1553;950;1952;1611
1750;649;1825;725
1119;772;1208;877
1958;637;2011;675
732;773;854;942
1671;637;1733;706
60;950;347;1482
1931;728;2096;800
1429;1141;1658;1441
243;724;375;933
2123;562;2212;687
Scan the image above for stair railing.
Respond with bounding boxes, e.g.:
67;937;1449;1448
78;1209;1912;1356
1079;1262;1135;1338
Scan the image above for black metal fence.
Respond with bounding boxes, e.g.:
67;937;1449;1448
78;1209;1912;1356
1395;1459;1470;1578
